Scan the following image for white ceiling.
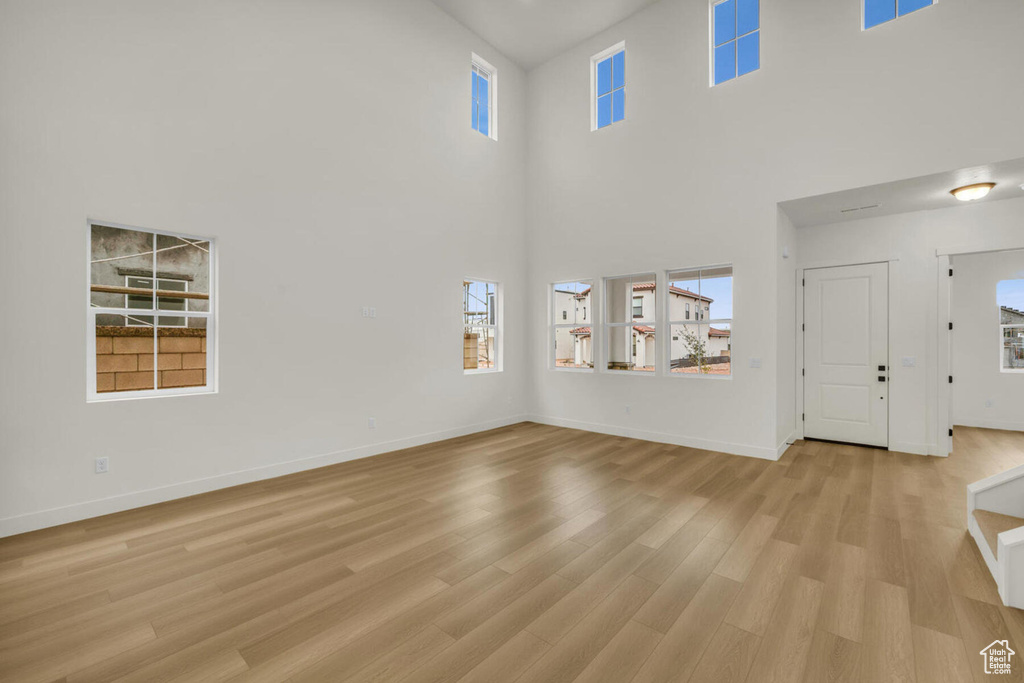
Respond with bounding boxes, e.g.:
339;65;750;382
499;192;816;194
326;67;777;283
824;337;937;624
431;0;660;70
780;158;1024;228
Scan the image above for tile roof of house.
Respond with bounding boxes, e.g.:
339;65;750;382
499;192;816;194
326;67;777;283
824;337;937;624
575;283;713;302
570;326;591;335
709;327;731;337
633;325;655;334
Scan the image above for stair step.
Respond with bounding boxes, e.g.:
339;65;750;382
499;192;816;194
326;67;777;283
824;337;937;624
973;509;1024;558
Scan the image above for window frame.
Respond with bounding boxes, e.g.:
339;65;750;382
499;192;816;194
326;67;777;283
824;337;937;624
471;53;498;141
125;275;188;328
551;280;596;373
862;0;935;30
1001;325;1024;373
603;273;657;375
666;265;734;380
86;219;217;402
710;0;760;87
463;278;501;374
590;41;626;131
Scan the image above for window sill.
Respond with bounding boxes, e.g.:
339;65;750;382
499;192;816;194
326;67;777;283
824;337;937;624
87;387;217;403
464;368;501;376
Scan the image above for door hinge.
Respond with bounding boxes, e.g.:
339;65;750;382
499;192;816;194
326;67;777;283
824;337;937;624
802;278;805;287
801;368;805;376
949;428;953;437
948;322;953;331
802;413;805;421
949;268;953;277
802;323;805;331
949;375;953;384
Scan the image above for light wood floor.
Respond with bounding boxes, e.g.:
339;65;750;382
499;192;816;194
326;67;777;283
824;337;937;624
2;424;1024;683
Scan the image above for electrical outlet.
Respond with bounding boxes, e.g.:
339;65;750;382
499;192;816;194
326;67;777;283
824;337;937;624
368;417;376;429
749;358;762;369
95;457;109;474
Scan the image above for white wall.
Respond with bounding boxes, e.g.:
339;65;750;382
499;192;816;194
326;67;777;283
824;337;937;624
951;249;1024;431
0;0;528;535
795;198;1024;455
526;0;1024;458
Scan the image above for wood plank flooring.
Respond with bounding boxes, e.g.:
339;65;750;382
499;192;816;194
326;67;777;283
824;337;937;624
2;423;1023;682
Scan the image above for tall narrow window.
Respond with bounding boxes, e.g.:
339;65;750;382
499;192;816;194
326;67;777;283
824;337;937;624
668;266;733;376
592;43;625;130
464;279;500;372
864;0;932;29
553;281;594;370
605;274;656;372
89;222;214;399
999;279;1024;372
471;54;498;140
712;0;759;86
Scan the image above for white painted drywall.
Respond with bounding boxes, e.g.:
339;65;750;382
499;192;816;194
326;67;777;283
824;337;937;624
795;197;1024;454
951;249;1024;431
0;0;528;535
525;0;1024;458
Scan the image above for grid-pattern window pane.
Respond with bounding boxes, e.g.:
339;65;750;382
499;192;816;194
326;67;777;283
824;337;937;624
553;281;594;369
90;223;213;398
595;47;626;130
668;266;732;375
464;280;499;371
605;274;655;372
865;0;932;29
713;0;759;85
999;279;1024;371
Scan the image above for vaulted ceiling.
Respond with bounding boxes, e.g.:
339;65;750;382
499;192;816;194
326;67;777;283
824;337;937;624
430;0;660;69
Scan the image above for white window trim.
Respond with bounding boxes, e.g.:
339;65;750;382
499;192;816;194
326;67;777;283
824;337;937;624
551;280;596;373
666;265;733;380
86;219;217;402
602;273;657;375
1001;324;1024;373
861;0;937;31
471;53;498;141
464;278;502;374
590;41;626;132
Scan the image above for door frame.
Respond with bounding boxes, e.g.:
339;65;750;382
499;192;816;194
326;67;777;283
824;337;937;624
796;258;897;447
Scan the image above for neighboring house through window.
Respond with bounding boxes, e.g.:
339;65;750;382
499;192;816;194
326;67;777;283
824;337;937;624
592;42;625;130
606;274;656;372
89;222;214;399
999;279;1024;372
668;266;733;375
553;281;594;369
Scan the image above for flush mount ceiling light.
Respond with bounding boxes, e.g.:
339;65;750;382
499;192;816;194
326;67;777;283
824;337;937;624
950;182;995;201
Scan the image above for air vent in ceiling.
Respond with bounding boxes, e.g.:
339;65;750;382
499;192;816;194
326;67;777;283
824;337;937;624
840;204;880;214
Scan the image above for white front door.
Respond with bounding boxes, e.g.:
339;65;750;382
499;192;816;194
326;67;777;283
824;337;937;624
804;263;889;447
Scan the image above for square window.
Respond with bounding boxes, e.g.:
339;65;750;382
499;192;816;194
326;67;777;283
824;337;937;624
592;43;626;130
90;223;213;400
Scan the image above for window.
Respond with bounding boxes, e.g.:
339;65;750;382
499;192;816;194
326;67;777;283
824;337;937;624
668;266;732;376
471;54;497;140
864;0;932;29
553;281;593;369
592;43;625;130
89;222;214;399
464;279;499;372
999;279;1024;372
605;274;656;372
712;0;759;86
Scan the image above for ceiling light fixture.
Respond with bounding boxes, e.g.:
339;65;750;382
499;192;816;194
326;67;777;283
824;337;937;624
950;182;995;201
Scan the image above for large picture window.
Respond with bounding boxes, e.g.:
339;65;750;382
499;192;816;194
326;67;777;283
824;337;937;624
999;279;1024;372
553;281;593;370
464;279;499;372
667;266;732;376
605;274;656;372
89;222;214;399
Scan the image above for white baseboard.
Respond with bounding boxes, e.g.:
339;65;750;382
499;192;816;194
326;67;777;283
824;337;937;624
777;431;797;459
0;415;530;539
527;414;781;461
954;418;1024;433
